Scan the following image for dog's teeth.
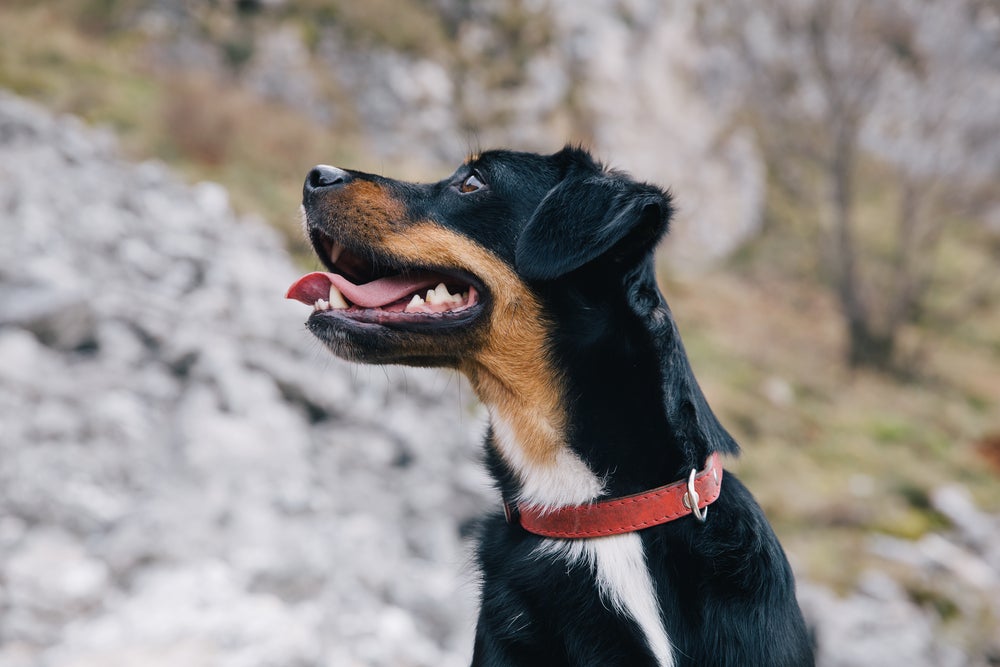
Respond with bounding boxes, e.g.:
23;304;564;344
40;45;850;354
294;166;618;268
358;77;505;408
405;294;425;312
426;284;447;305
329;243;344;265
328;283;349;309
315;298;329;311
426;283;463;306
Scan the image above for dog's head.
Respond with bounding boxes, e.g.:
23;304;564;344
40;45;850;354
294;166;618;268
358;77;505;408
288;146;736;482
288;146;670;365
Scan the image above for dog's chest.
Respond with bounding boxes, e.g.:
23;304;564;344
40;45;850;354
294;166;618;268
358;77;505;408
538;535;675;667
490;412;675;666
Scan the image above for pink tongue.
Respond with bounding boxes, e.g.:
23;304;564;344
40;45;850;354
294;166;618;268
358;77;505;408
285;271;444;308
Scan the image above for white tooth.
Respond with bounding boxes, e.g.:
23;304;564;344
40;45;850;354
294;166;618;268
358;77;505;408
427;283;459;306
405;294;425;312
315;299;329;311
441;285;461;304
328;283;349;309
329;243;344;265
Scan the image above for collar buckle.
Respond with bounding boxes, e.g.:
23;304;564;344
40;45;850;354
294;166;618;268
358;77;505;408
683;467;708;523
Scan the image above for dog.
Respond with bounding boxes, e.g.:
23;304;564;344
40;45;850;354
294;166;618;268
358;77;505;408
286;146;814;666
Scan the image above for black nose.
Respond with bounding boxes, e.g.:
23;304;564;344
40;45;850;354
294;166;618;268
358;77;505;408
305;165;352;194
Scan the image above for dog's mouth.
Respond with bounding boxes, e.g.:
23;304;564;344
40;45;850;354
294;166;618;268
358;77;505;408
286;230;485;331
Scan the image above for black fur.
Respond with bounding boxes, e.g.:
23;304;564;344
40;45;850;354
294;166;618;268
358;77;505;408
300;146;814;666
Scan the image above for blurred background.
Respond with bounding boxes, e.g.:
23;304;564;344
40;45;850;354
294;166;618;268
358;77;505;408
1;1;999;665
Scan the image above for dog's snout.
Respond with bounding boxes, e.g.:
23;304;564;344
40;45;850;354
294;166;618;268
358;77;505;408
305;165;352;196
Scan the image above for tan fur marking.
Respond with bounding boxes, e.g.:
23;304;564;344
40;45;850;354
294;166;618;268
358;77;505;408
382;223;566;467
319;181;568;468
320;181;405;245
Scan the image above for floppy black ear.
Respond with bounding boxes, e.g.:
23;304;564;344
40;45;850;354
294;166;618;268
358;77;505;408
661;341;742;462
515;167;673;281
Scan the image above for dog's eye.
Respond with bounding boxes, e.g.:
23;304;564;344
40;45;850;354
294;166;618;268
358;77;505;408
459;173;485;194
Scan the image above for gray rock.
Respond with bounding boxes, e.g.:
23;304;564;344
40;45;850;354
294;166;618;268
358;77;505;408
3;529;110;644
0;285;98;351
932;485;1000;558
799;574;966;667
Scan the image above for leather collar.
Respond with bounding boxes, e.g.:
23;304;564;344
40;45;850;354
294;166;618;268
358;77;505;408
504;453;723;538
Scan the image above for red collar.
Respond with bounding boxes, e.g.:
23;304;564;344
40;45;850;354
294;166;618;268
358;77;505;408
504;453;723;538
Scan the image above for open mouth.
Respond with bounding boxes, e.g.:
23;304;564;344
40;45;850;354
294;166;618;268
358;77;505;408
285;230;485;330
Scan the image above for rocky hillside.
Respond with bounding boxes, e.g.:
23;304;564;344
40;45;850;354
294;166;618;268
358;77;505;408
0;91;491;667
1;92;998;666
0;0;764;271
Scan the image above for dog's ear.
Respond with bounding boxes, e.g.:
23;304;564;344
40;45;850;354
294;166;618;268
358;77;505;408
661;340;742;463
515;165;673;281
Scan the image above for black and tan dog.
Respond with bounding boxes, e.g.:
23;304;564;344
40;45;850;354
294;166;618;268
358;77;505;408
287;147;813;666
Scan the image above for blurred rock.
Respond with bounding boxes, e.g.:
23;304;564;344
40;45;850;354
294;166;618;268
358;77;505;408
546;1;765;270
761;375;795;407
244;25;329;123
799;573;965;667
0;285;97;351
4;529;110;645
932;485;999;556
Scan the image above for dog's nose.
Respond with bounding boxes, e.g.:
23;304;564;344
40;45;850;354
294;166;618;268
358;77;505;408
304;165;352;195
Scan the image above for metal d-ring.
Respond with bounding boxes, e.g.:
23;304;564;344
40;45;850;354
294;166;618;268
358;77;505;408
683;467;708;523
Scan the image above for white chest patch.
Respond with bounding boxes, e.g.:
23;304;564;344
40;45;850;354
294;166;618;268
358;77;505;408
539;535;675;667
490;410;605;508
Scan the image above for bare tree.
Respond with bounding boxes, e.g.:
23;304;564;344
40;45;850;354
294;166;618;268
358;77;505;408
698;0;1000;369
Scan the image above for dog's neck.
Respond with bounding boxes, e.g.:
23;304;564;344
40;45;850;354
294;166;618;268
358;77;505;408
553;314;697;499
473;261;729;507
